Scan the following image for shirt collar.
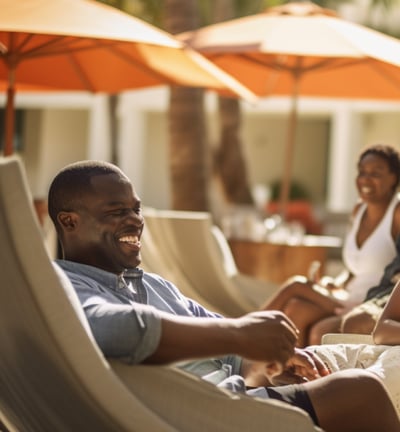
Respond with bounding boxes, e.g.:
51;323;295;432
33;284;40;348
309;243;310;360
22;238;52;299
55;259;143;289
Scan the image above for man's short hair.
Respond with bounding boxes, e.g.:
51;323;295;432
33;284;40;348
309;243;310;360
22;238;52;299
48;160;125;230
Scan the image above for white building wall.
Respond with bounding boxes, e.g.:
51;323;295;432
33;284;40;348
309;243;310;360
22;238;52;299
5;89;400;218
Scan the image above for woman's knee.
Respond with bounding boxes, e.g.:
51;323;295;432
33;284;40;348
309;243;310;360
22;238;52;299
308;323;325;346
308;316;340;345
341;311;376;334
283;297;316;324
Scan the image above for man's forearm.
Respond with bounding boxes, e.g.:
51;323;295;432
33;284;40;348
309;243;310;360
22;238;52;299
145;314;239;364
145;311;299;366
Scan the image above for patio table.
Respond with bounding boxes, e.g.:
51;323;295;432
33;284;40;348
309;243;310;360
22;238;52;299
228;235;342;284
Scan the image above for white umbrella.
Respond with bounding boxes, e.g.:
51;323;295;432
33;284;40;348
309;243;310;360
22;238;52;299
180;1;400;215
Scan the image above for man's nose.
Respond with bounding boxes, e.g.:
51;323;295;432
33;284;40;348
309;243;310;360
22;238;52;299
124;210;144;226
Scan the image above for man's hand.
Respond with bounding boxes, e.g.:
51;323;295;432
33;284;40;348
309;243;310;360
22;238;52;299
235;311;299;366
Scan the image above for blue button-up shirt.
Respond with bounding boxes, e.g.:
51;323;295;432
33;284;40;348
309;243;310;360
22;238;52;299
55;259;242;379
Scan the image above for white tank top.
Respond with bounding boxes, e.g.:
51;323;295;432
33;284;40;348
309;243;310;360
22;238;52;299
342;193;399;305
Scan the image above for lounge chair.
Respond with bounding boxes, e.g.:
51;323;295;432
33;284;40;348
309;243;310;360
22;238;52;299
322;333;374;344
142;207;225;314
0;156;319;431
145;209;279;317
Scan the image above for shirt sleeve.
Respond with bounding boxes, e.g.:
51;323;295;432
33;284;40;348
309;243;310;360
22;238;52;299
186;297;223;318
85;302;162;364
65;271;163;364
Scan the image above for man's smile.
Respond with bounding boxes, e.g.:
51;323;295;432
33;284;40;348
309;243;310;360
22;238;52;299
118;235;141;251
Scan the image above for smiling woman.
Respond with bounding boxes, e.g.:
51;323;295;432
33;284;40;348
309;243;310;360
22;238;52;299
261;144;400;347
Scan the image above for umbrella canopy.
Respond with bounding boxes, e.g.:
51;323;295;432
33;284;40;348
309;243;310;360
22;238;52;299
180;1;400;216
0;0;256;156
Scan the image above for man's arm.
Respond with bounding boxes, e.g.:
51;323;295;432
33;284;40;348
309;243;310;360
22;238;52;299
146;310;298;367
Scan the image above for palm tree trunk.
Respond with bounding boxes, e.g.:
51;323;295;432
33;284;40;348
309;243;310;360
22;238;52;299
212;0;254;205
163;0;209;211
215;96;253;203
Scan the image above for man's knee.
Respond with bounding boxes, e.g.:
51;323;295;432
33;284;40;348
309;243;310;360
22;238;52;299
310;369;388;402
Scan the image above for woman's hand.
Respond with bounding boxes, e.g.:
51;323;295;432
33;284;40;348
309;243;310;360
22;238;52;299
242;348;330;388
269;348;330;386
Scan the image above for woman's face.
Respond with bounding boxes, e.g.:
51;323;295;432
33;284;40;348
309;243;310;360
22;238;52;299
356;153;398;204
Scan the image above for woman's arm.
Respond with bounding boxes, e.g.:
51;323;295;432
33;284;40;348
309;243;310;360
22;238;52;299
391;201;400;240
373;280;400;345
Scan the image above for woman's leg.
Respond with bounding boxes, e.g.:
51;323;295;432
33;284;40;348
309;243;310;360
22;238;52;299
341;310;378;334
261;277;343;347
341;300;385;334
308;315;342;346
282;297;332;347
262;277;343;313
305;369;400;432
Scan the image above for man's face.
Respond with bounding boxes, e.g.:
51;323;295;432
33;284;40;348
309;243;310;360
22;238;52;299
70;173;144;274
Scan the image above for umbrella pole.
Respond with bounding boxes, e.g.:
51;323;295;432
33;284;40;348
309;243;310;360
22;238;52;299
278;71;300;220
4;67;15;156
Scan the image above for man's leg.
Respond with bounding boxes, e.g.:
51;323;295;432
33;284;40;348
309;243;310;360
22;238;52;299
305;369;399;432
249;369;399;431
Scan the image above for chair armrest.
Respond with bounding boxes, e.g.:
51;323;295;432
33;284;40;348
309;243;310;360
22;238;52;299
322;333;373;344
110;361;320;432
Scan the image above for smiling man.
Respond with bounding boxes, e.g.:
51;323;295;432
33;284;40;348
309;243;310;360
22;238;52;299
47;160;400;432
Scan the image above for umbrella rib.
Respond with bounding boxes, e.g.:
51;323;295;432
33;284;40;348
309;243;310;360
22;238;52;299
23;36;84;57
108;44;178;84
238;53;337;74
221;52;370;75
66;52;96;92
3;33;69;63
24;38;124;59
366;61;400;91
3;34;124;61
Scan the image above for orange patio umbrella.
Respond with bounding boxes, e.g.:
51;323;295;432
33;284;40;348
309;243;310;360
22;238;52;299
0;0;256;156
180;1;400;217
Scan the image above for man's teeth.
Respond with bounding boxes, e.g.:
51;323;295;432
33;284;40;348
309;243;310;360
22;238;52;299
119;236;139;245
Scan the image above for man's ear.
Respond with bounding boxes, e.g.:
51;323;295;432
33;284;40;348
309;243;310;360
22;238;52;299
58;212;79;231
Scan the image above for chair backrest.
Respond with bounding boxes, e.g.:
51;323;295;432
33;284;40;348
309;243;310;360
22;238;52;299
149;209;255;316
210;225;279;307
0;157;318;432
142;207;224;314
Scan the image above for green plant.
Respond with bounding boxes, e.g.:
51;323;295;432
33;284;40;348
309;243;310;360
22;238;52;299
269;179;310;201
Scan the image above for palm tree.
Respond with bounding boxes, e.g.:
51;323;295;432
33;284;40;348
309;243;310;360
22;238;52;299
163;0;209;210
211;0;256;205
